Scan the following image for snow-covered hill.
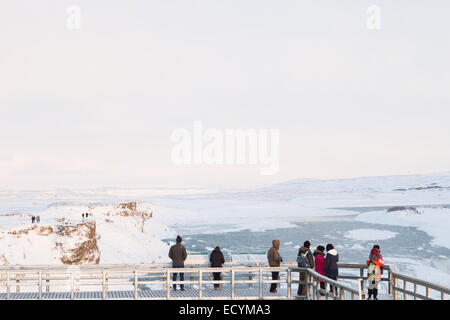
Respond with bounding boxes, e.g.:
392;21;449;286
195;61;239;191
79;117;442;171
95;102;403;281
0;202;175;265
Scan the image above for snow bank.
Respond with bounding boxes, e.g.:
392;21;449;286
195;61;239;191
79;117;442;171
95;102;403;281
355;207;450;249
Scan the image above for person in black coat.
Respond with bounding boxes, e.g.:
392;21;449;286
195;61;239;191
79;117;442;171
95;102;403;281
209;245;225;290
325;243;339;294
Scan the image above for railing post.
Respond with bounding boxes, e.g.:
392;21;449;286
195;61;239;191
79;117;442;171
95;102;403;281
404;280;407;300
315;277;320;300
339;288;345;300
414;283;417;300
134;269;138;299
287;269;292;299
71;271;75;300
249;273;252;288
15;273;20;293
199;270;203;300
101;270;105;300
46;273;50;293
259;268;263;299
305;272;310;300
6;272;10;300
426;287;431;299
105;271;109;292
392;277;398;300
231;270;235;300
38;272;42;300
387;268;391;294
166;270;171;300
358;278;363;300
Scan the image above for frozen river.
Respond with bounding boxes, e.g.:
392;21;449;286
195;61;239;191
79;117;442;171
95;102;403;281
163;213;450;274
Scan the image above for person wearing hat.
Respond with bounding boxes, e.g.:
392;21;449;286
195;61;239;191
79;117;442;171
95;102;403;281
267;240;282;293
168;235;188;290
297;240;315;296
209;245;225;290
366;245;385;300
325;243;339;295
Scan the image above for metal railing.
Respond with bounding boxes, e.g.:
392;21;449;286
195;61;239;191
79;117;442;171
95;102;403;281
389;269;450;300
0;264;367;300
0;266;294;300
0;263;449;300
290;267;363;300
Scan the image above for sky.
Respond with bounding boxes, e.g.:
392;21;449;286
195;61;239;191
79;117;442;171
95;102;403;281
0;0;449;190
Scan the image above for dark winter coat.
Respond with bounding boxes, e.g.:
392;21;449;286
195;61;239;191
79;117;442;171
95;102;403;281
267;240;281;267
168;243;187;267
210;247;225;267
325;249;339;277
298;246;315;268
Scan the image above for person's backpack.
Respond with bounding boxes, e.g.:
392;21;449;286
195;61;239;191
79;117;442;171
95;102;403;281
297;251;310;268
367;262;377;277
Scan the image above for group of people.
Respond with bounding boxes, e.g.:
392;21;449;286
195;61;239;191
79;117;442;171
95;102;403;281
268;240;384;299
30;216;40;224
81;213;90;222
168;235;225;291
167;235;385;299
268;240;339;295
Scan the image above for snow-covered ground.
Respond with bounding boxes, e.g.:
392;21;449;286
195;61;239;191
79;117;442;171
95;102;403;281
1;172;450;290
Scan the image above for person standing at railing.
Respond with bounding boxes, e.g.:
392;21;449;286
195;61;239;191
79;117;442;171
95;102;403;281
313;245;326;296
267;240;282;294
297;240;315;296
209;245;225;290
325;243;339;295
366;245;385;300
168;235;188;291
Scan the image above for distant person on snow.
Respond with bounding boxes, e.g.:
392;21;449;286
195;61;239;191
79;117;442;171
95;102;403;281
366;245;385;300
85;213;89;221
36;216;40;224
313;245;326;297
209;245;225;290
31;216;35;224
267;240;282;294
82;213;85;222
325;243;339;295
297;240;315;296
168;235;187;291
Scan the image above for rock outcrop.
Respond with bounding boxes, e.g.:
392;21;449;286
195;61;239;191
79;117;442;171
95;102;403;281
55;221;100;265
105;202;153;232
387;206;421;215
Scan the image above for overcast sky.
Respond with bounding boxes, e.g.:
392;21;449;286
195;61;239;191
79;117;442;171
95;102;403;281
1;0;449;190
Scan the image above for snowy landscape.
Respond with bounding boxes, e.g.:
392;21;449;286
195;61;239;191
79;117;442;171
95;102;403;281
1;172;449;289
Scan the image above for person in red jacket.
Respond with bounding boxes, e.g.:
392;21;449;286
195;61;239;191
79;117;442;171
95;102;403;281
313;245;326;296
